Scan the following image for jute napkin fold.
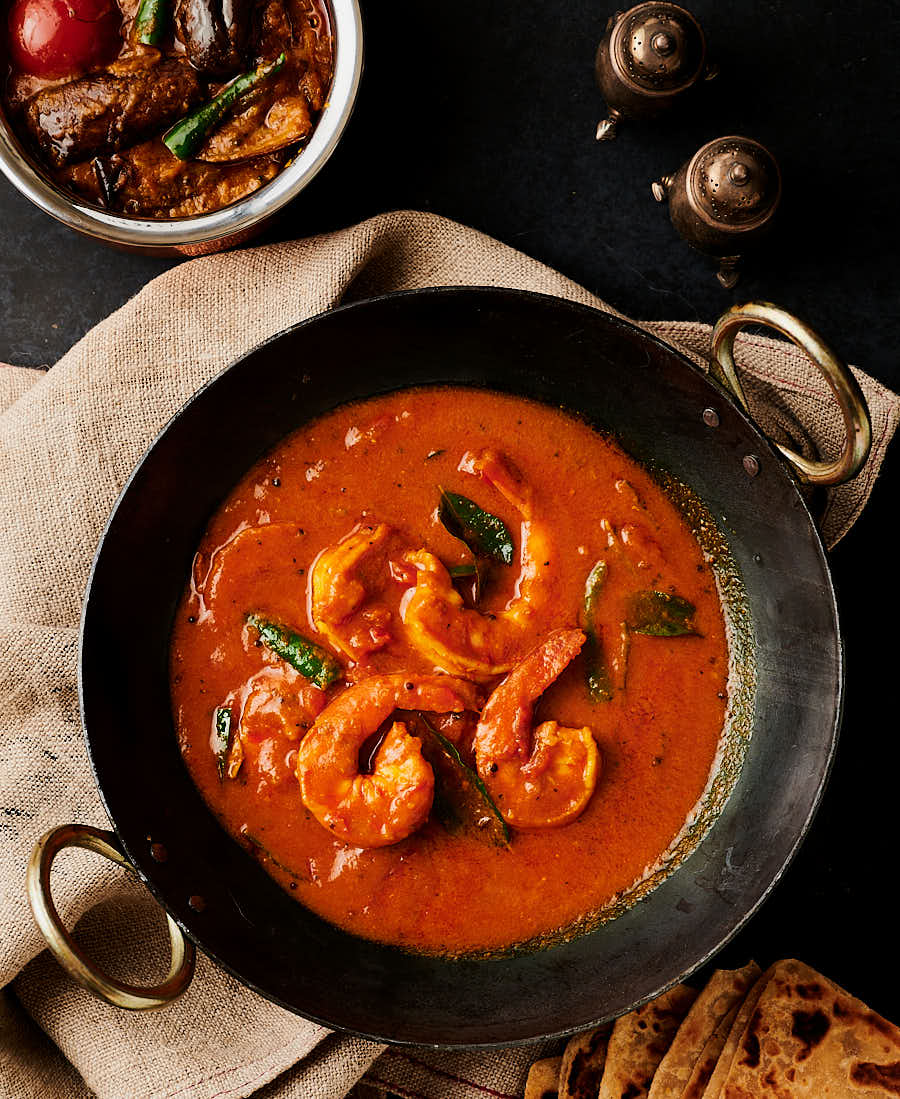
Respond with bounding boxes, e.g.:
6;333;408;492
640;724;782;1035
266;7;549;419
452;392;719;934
1;210;897;1099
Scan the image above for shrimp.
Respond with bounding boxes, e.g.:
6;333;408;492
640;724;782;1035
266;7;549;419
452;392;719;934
474;629;601;829
401;450;554;679
223;666;326;784
310;522;409;661
296;674;480;847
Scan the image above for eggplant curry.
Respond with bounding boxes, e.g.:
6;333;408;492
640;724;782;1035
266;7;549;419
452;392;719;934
171;388;733;955
3;0;332;216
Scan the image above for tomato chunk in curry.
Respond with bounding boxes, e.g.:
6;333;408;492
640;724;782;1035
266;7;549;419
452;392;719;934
170;387;730;954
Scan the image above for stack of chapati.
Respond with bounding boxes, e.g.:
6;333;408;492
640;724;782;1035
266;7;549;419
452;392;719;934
525;960;900;1098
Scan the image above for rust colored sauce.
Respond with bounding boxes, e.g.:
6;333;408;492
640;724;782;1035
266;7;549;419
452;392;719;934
170;387;729;954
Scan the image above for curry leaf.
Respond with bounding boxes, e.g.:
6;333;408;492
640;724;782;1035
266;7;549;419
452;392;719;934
438;488;514;566
419;717;510;847
626;590;698;637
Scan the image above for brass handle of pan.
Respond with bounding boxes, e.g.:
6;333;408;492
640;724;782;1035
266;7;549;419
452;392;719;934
26;824;196;1010
710;302;871;486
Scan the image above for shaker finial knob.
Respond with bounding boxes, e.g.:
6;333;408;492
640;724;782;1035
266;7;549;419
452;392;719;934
594;2;715;142
651;30;676;55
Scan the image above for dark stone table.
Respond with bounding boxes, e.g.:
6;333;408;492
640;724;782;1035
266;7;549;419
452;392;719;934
3;0;898;1027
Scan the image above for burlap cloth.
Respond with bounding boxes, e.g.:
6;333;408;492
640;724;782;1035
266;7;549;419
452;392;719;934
1;210;898;1099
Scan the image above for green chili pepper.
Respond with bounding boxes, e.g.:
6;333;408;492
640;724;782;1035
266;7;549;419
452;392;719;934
247;613;341;689
583;559;614;702
213;706;232;781
132;0;167;45
163;53;286;161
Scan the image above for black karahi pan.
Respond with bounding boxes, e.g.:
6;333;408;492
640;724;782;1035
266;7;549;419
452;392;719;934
27;287;870;1045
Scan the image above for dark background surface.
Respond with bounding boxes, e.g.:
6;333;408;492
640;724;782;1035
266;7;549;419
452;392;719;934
3;0;899;1025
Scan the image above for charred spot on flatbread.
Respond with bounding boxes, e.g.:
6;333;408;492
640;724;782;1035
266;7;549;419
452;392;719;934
790;1007;830;1059
850;1060;900;1093
739;1023;760;1068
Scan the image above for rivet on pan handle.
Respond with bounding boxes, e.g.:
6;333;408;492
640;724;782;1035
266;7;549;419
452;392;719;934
710;301;872;486
27;824;196;1010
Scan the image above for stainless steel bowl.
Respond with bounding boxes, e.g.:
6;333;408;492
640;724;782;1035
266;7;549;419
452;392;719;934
0;0;363;255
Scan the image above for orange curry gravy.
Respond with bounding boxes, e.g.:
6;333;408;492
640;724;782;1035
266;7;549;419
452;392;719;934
170;387;729;954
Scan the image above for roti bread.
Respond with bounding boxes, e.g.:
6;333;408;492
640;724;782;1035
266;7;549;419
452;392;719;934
647;963;760;1099
681;999;745;1099
704;958;900;1098
598;983;699;1099
700;964;773;1099
525;1056;562;1099
559;1024;612;1099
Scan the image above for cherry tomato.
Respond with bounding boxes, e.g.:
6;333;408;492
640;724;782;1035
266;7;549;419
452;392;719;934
7;0;122;79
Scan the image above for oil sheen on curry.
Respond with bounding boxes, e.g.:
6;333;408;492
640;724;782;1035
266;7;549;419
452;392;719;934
171;387;731;955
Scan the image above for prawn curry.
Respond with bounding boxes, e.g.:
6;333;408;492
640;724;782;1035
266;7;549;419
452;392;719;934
171;387;733;955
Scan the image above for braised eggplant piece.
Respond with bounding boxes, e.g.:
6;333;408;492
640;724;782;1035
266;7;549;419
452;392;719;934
174;0;254;77
62;140;285;216
23;58;202;167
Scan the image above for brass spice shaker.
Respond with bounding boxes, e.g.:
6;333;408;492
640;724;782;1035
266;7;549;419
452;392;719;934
652;136;782;287
595;2;716;141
